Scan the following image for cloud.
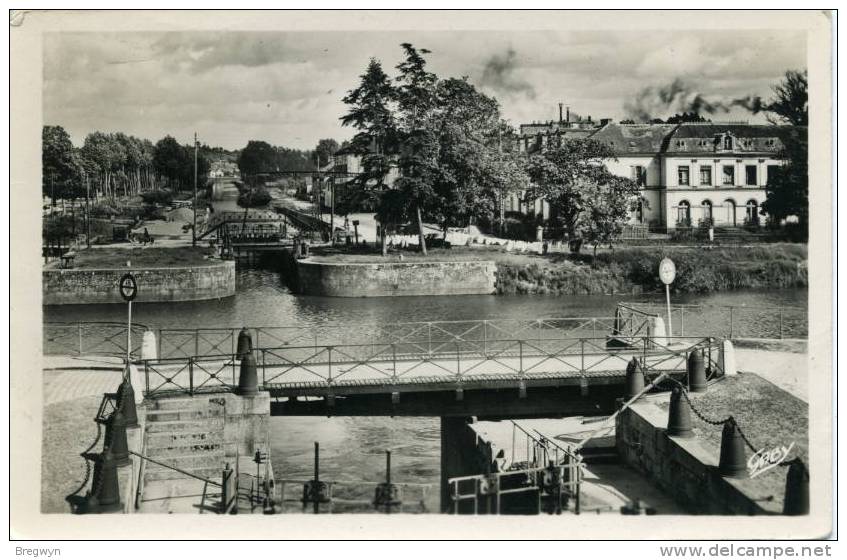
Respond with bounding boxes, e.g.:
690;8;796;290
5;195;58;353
478;48;536;100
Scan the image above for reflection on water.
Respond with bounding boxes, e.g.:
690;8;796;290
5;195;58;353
44;264;808;513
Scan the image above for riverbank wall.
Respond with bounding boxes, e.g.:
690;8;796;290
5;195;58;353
43;261;236;305
290;257;497;297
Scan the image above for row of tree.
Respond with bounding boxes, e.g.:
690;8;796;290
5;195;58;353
42;126;213;203
340;44;642;255
235;137;344;177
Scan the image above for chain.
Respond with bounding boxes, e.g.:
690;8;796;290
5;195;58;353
65;420;103;506
732;420;762;454
679;387;732;426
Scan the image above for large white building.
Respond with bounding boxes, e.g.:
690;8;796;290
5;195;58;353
512;121;804;229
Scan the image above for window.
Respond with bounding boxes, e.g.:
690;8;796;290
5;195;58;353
765;139;776;148
630;165;647;186
745;165;758;186
699;166;712;186
678;166;690;186
676;140;686;149
722;165;735;186
723;136;733;150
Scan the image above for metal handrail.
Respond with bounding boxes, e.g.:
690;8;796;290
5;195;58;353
141;335;720;397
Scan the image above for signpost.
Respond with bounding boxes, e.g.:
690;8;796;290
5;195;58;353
659;257;676;338
119;271;138;363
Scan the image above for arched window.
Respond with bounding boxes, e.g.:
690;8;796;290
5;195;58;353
677;200;691;226
701;200;713;224
745;200;759;226
723;135;733;150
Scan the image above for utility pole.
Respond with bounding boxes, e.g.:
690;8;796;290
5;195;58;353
193;132;198;247
498;125;504;235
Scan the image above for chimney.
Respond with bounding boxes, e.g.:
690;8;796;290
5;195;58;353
559;103;563;124
566;106;570;123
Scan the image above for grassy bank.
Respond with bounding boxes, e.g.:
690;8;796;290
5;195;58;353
496;244;807;295
60;246;217;269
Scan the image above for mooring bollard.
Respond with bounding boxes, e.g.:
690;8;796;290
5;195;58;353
783;459;809;515
103;408;131;467
82;447;123;514
718;419;748;479
625;357;644;399
116;378;139;429
237;353;259;396
687;349;707;393
667;387;693;437
236;327;253;359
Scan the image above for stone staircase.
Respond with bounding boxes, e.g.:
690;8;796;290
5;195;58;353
138;395;230;513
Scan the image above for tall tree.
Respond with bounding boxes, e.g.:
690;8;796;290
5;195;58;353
236;140;277;176
766;69;808;126
42;125;81;203
340;58;399;243
314;138;340;168
762;130;808;233
394;43;439;254
525;138;641;254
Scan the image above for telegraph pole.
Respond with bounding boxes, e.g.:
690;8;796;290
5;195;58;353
192;132;198;247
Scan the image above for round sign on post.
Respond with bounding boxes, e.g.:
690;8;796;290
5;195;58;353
659;257;676;285
119;273;138;302
658;258;676;339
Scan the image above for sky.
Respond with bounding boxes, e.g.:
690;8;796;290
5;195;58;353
43;30;807;151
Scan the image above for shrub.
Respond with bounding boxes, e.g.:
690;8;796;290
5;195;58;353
139;190;174;205
237;187;272;208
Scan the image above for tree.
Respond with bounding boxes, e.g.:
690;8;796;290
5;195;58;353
42;125;81;203
665;111;710;124
314;138;340;168
766;70;808;126
236;140;277;176
762;130;808;233
153;135;189;189
393;43;440;254
374;189;410;256
525;138;641;254
340;58;399;246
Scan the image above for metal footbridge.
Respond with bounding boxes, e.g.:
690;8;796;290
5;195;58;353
127;310;724;417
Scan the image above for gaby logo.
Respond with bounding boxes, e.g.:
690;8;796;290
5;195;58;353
747;442;795;478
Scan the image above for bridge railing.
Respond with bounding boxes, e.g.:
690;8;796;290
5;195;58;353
43;321;148;357
617;301;807;340
140;335;722;398
154;316;652;359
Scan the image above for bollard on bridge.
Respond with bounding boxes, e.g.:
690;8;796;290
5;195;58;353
101;408;131;467
237;353;259;396
783;458;809;515
687;349;707;393
718;419;748;479
625;357;644;399
236;327;252;359
666;387;693;438
80;447;123;514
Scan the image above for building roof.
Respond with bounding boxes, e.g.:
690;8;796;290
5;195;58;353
588;123;678;154
665;123;806;155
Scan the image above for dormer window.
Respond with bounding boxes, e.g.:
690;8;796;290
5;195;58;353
765;139;776;148
676;140;686;149
723;135;733;150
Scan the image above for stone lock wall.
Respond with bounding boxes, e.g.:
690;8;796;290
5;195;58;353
295;259;497;297
615;401;780;515
43;261;236;305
